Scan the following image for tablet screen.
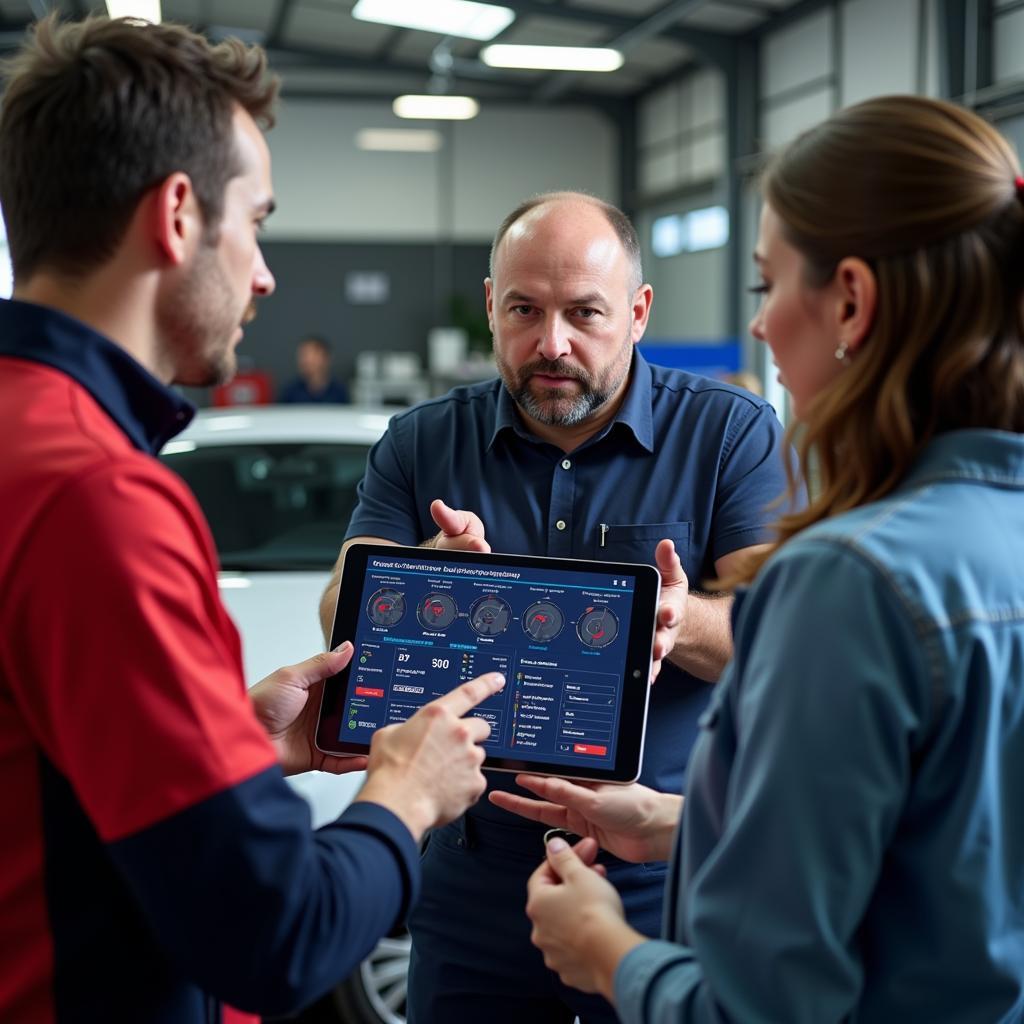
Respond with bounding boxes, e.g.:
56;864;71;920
317;544;660;782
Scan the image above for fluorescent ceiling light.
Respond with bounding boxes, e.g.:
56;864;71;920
105;0;161;21
352;0;514;40
480;44;623;72
393;95;479;120
356;129;443;152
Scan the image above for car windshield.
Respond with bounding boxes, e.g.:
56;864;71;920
162;442;368;571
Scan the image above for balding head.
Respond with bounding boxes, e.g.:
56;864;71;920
489;191;643;296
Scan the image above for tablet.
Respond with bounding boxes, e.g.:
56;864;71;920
316;543;661;784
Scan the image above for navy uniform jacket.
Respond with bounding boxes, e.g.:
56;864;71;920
0;298;419;1023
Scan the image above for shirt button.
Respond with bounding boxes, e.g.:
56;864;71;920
555;519;567;531
561;459;571;470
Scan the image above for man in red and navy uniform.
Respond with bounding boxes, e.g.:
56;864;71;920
0;15;502;1023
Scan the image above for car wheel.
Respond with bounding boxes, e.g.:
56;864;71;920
331;930;410;1024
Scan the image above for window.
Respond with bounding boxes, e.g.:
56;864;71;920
161;441;370;570
651;205;729;258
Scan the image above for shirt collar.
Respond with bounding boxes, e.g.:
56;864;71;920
901;429;1024;491
486;348;655;454
0;297;194;453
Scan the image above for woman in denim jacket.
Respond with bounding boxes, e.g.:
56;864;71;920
492;94;1024;1024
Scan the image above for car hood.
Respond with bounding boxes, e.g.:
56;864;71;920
218;570;364;828
218;570;333;683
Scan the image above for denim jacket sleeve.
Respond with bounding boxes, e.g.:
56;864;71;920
614;538;930;1024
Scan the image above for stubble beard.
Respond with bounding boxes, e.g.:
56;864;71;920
161;243;251;388
496;333;634;427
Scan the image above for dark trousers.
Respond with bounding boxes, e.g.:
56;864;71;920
407;815;667;1024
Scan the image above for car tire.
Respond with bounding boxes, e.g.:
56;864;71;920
331;930;411;1024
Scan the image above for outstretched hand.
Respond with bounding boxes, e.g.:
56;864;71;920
249;643;369;776
429;499;491;552
490;774;681;863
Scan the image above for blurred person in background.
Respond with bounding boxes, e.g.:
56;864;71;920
279;333;349;403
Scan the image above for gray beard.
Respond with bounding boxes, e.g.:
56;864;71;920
499;341;633;427
511;378;610;426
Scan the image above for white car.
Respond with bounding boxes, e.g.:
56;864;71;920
161;404;410;1024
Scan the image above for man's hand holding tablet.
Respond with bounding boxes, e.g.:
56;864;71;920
429;500;689;686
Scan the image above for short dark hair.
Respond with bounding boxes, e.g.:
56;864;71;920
489;191;643;292
299;335;331;354
0;14;279;281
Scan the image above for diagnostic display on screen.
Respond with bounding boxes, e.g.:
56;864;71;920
317;544;660;783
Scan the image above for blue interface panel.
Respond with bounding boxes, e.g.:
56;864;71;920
341;552;638;770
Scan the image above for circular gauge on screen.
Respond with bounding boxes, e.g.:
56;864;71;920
416;592;458;630
521;601;565;642
366;587;406;627
468;595;512;637
577;606;619;648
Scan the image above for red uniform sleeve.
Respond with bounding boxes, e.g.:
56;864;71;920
5;458;278;841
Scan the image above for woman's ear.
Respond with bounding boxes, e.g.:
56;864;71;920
833;256;876;354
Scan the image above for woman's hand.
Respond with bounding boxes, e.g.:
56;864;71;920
526;836;645;999
490;774;682;863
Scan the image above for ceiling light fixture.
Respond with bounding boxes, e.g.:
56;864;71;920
352;0;514;40
393;95;480;120
105;0;162;21
356;129;444;152
480;44;624;72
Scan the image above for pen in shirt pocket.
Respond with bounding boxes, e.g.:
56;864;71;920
599;523;608;547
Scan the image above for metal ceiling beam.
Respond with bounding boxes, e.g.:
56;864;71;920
265;0;296;49
265;43;549;101
499;0;735;58
534;0;716;102
278;85;606;106
713;0;777;12
267;41;527;87
751;0;832;36
375;26;408;61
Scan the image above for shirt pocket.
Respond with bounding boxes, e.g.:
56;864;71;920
594;521;692;577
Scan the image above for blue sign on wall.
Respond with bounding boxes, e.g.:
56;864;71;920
638;339;741;378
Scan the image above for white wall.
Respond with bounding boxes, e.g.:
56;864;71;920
758;0;941;151
993;0;1024;83
265;100;616;242
638;189;729;340
634;68;728;343
637;67;726;197
840;0;919;104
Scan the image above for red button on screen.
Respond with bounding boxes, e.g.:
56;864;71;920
573;743;607;756
355;687;385;698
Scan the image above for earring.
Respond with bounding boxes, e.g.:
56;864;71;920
834;341;849;362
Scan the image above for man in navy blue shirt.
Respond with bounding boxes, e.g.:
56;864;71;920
321;191;790;1023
